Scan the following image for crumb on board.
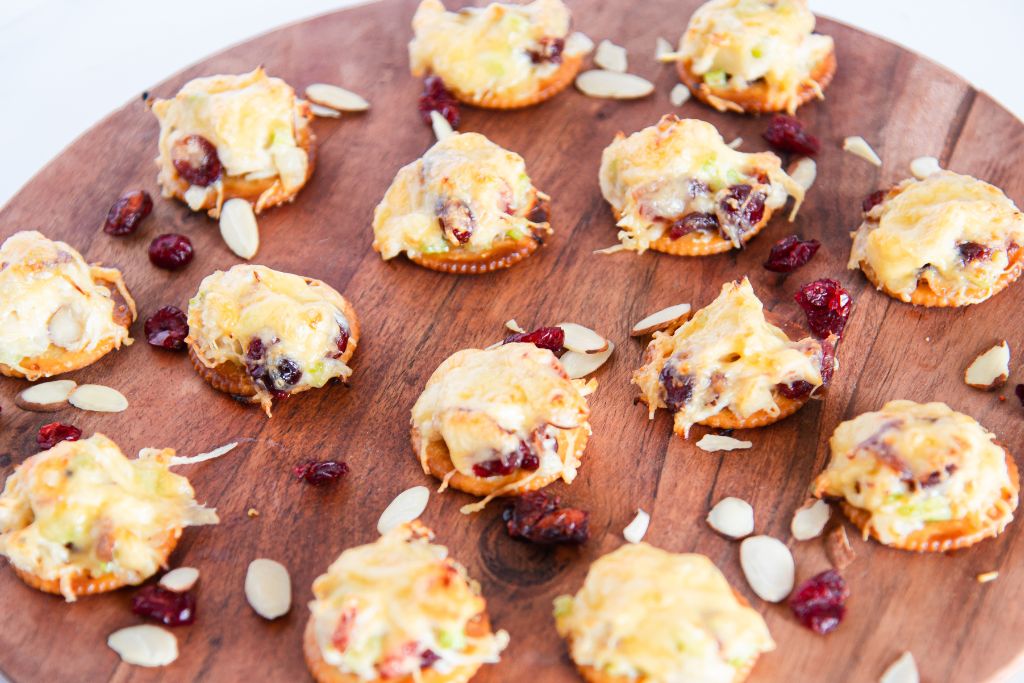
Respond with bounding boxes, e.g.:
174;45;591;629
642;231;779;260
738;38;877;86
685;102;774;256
976;570;999;583
247;508;260;518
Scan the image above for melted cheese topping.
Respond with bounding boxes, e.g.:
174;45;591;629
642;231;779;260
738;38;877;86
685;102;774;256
187;265;354;412
677;0;833;113
849;171;1024;303
633;278;824;436
814;400;1016;544
0;434;217;601
410;0;585;100
373;132;546;259
412;343;591;478
309;522;509;680
0;230;133;377
599;116;803;253
151;67;310;208
554;543;774;682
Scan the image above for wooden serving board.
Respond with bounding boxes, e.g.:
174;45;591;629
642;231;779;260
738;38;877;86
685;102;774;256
1;1;1023;681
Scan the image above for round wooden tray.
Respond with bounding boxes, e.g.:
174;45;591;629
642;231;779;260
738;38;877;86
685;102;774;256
1;1;1022;681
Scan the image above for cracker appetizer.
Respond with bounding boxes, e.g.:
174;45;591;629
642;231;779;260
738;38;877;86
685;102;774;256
304;521;509;683
186;264;359;416
411;343;593;510
813;400;1019;552
599;116;804;255
554;543;775;683
850;171;1024;307
373;132;551;274
0;230;135;380
151;67;315;218
666;0;835;114
409;0;591;109
0;434;218;601
634;278;833;436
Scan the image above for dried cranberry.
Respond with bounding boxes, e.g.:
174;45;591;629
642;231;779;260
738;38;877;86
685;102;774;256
103;190;153;236
763;235;821;273
472;438;542;478
777;381;814;399
144;306;188;350
148;234;193;270
862;190;886;213
246;338;265;362
336;326;350;354
132;585;196;627
718;184;766;237
789;570;848;635
37;423;82;450
418;76;460;128
503;491;589;545
660;364;693;412
668;212;719;240
762;115;820;156
438;199;474;244
293;460;349;485
420;649;441;669
795;279;852;339
503;326;565;353
277;358;302;386
958;241;993;265
528;37;564;64
171;135;222;187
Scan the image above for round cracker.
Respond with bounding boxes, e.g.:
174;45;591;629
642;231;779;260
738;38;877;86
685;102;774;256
451;54;582;110
610;205;773;257
697;393;809;431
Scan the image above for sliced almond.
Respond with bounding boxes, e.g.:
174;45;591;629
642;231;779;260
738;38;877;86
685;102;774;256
739;535;795;602
630;303;691;336
669;83;691;107
696;434;752;452
68;384;128;413
563;32;594;57
909;155;941;180
843;136;882;166
791;499;831;541
880;652;919;683
430;110;454;141
706;497;754;539
727;137;743;150
377;485;430;534
976;570;999;584
788;157;817;191
557;323;608;354
825;525;855;571
964;341;1009;390
169;442;238;467
159;567;199;593
308;102;342;118
504;319;525;333
575;70;654;100
305;83;369;112
655;36;673;60
15;380;77;412
245;558;291;620
559;342;615;379
48;305;84;348
623;508;650;543
219;198;260;260
594;39;628;73
107;625;178;667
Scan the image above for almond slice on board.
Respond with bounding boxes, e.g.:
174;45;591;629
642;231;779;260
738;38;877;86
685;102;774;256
308;102;342;118
655;37;673;60
15;380;77;412
909;156;941;179
706;497;754;539
791;499;831;541
669;83;691;107
245;559;291;620
219;198;260;260
560;342;614;379
575;70;654;99
631;303;691;336
430;110;454;141
504;319;525;333
964;341;1009;390
623;509;650;543
159;567;199;593
879;652;919;683
843;136;882;166
788;157;817;190
377;486;430;534
696;434;752;452
557;323;608;354
739;535;795;602
107;625;178;667
68;384;128;413
594;39;628;73
305;83;369;112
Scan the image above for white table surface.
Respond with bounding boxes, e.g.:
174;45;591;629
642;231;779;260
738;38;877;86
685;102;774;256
0;1;1022;681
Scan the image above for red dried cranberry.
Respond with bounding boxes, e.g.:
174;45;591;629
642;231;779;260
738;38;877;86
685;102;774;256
420;649;441;669
277;358;302;386
144;306;188;350
103;190;153;236
789;570;848;635
336;326;350;354
763;235;821;273
418;76;460;128
148;234;193;270
862;190;886;213
293;460;350;485
668;212;718;240
777;381;814;399
1016;384;1024;407
503;326;565;353
660;364;693;412
472;438;541;478
762;115;820;156
132;585;196;626
503;491;589;545
528;37;564;64
246;338;265;362
37;423;82;450
795;279;852;339
718;184;766;237
171;135;222;187
958;241;993;265
438;199;474;244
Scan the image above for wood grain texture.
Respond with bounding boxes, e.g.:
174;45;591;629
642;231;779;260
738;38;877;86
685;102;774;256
1;1;1022;681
